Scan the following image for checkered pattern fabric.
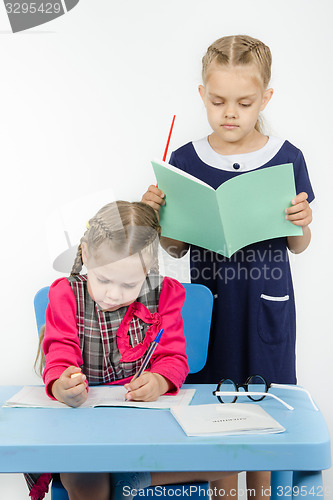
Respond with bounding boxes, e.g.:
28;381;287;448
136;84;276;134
67;273;163;384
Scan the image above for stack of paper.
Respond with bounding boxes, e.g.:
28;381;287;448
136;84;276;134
171;403;285;436
3;386;196;410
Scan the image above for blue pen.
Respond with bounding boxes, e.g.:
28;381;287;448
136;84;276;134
131;328;164;382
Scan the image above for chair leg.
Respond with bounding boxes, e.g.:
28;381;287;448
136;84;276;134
271;471;324;499
51;477;69;500
292;471;324;498
271;471;293;500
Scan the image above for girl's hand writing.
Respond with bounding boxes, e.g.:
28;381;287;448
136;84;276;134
141;185;165;213
124;372;172;402
51;366;88;408
285;192;312;227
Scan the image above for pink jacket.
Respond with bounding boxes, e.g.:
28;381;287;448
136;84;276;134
43;276;189;398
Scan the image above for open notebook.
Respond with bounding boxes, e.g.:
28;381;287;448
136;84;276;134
3;385;195;410
152;160;301;257
171;403;285;436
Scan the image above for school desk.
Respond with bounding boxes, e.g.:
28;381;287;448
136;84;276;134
0;384;330;498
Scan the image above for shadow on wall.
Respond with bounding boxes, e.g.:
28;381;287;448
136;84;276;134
46;190;115;274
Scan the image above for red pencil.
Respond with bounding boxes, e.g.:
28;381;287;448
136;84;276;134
162;115;176;162
157;115;176;188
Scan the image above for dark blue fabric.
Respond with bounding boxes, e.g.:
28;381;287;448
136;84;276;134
169;140;314;385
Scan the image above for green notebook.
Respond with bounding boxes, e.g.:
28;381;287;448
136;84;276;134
152;160;302;258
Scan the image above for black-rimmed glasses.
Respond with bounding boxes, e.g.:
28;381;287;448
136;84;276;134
212;375;319;411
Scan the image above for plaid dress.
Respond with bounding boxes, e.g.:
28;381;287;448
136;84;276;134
67;273;163;385
25;273;172;500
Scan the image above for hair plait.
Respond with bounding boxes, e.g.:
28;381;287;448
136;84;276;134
70;201;161;276
202;34;272;88
70;244;84;276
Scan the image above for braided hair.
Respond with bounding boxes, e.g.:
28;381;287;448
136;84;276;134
71;201;161;276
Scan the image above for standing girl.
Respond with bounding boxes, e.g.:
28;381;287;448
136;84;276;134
27;201;231;500
142;35;314;498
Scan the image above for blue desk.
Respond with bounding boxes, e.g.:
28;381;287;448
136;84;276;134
0;385;330;496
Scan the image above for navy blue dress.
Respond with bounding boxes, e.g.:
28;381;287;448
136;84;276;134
169;137;315;385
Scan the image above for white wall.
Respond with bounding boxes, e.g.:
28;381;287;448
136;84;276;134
0;0;332;497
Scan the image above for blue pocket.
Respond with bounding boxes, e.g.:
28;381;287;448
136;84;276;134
258;294;290;345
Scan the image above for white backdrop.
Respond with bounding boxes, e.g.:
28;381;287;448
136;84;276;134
0;0;332;497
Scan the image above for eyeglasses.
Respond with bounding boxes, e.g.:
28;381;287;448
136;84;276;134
212;375;319;411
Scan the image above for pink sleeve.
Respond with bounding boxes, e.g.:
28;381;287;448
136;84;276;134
149;277;189;393
42;278;84;398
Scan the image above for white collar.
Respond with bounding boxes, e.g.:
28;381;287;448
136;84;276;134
192;136;285;172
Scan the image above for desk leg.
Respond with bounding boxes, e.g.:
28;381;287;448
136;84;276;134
292;471;324;498
271;471;293;500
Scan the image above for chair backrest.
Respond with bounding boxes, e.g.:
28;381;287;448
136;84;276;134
180;283;213;373
34;286;50;335
34;282;213;374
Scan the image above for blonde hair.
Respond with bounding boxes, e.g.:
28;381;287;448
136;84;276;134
35;201;161;376
202;35;272;132
71;200;161;275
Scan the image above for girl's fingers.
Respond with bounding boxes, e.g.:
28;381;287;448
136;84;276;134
142;185;164;198
147;201;163;212
65;374;86;389
147;184;165;197
285;201;308;215
125;372;148;396
61;366;82;380
291;192;308;205
126;373;159;401
67;390;88;408
141;186;165;210
285;194;312;227
288;217;312;227
127;385;153;402
66;382;87;399
286;209;310;221
60;374;86;394
143;193;165;205
64;385;88;407
286;213;312;226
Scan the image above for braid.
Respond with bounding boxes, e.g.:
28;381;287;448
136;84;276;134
149;254;159;275
70;243;83;276
241;37;261;51
34;325;46;377
71;201;161;277
92;215;114;241
209;46;229;65
202;34;272;88
237;36;272;84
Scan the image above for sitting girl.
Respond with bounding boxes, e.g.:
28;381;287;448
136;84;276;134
27;201;231;500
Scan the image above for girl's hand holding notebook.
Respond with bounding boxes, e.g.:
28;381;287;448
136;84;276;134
141;185;165;213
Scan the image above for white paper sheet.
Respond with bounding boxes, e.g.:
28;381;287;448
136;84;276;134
3;385;196;410
171;403;285;436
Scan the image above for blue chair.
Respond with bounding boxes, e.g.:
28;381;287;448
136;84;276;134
34;282;213;500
